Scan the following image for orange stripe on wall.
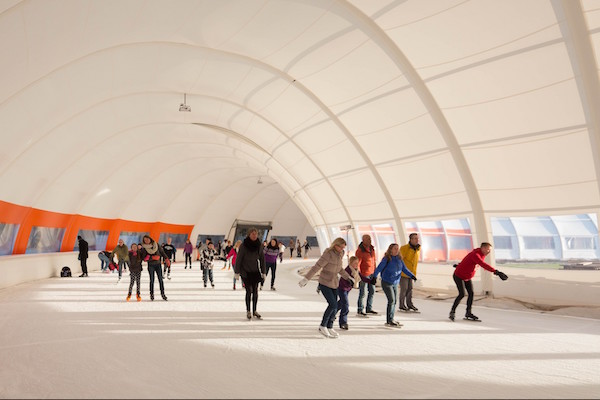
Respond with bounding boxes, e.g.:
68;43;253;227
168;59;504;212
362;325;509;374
0;201;193;254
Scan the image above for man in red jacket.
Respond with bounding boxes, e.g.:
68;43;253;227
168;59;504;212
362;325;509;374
450;242;508;321
355;235;378;316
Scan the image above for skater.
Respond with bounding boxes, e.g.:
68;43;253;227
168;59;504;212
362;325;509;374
288;239;295;259
126;243;143;301
111;239;129;282
221;240;233;270
262;238;280;290
140;235;170;301
303;239;311;259
183;239;193;269
98;249;112;272
201;241;217;288
399;233;421;312
298;237;354;339
77;235;89;277
278;240;285;263
336;256;369;330
234;229;266;320
227;240;241;289
370;243;416;327
450;242;508;321
355;234;378;317
296;240;302;258
162;237;176;279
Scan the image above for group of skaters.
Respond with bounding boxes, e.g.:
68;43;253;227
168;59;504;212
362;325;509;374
299;234;509;338
76;230;509;337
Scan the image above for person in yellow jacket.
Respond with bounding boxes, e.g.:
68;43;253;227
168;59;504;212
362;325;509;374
399;233;421;312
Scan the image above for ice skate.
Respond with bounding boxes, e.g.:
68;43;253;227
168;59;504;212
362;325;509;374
136;294;142;302
327;328;339;338
167;273;171;280
126;295;131;302
464;313;481;322
318;325;331;338
449;311;455;321
246;311;252;320
161;294;168;301
253;312;262;320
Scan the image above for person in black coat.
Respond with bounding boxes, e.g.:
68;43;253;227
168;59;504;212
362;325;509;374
77;236;89;277
234;228;266;320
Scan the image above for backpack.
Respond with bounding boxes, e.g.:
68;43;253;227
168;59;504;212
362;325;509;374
60;266;72;277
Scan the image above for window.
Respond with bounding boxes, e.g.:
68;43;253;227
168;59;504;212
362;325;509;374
0;223;19;256
118;231;149;248
158;233;189;248
74;229;109;251
25;227;65;254
493;236;513;249
447;235;472;250
565;236;597;250
523;236;555;249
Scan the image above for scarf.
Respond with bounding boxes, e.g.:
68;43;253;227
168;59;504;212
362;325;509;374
243;237;261;251
142;241;158;254
410;243;421;251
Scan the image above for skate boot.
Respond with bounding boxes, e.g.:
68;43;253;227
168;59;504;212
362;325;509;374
253;312;262;320
247;311;252;320
126;295;131;302
162;294;168;301
136;294;142;302
449;311;455;321
464;312;479;321
167;272;171;280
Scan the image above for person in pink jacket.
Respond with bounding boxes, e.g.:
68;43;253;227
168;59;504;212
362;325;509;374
450;242;508;321
227;240;242;290
298;237;354;339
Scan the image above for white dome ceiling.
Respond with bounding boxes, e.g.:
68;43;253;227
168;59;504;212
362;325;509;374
1;0;599;242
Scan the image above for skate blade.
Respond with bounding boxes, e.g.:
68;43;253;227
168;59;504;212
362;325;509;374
463;318;481;322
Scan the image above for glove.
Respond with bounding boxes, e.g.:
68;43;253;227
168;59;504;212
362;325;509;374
411;275;417;281
234;273;240;280
494;270;508;281
298;277;308;287
165;259;171;267
369;275;377;285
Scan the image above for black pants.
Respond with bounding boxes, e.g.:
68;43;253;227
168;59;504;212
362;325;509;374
242;277;260;312
80;257;88;275
451;274;473;314
148;263;166;296
185;253;192;266
264;262;276;287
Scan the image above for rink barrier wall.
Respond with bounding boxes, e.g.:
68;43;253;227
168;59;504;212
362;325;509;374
0;256;598;307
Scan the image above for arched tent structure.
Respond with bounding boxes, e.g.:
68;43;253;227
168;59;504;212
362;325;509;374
1;1;600;266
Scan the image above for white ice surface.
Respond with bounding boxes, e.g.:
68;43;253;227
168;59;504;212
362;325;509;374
0;259;598;399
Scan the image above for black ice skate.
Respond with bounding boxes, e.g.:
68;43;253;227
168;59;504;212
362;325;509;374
449;311;455;321
464;313;481;322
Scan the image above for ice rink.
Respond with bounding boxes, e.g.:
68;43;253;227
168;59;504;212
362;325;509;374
0;259;598;399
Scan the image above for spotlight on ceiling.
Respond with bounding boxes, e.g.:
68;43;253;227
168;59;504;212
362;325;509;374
179;93;191;112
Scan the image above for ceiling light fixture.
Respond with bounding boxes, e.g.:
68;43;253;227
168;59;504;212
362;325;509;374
257;177;263;184
179;93;191;112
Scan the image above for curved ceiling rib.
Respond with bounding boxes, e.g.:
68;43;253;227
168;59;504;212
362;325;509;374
328;1;489;241
552;0;600;201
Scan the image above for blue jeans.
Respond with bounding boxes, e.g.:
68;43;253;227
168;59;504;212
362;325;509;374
357;281;375;312
98;253;109;270
203;268;214;284
117;259;129;278
319;284;338;328
337;288;349;326
381;281;398;323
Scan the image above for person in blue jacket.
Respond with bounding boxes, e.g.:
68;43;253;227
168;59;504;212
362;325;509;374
370;243;416;327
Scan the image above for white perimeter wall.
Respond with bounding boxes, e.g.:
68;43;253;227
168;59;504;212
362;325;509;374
0;256;598;307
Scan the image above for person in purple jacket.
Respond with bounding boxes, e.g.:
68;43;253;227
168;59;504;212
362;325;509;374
262;238;280;290
336;256;370;330
183;239;194;269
